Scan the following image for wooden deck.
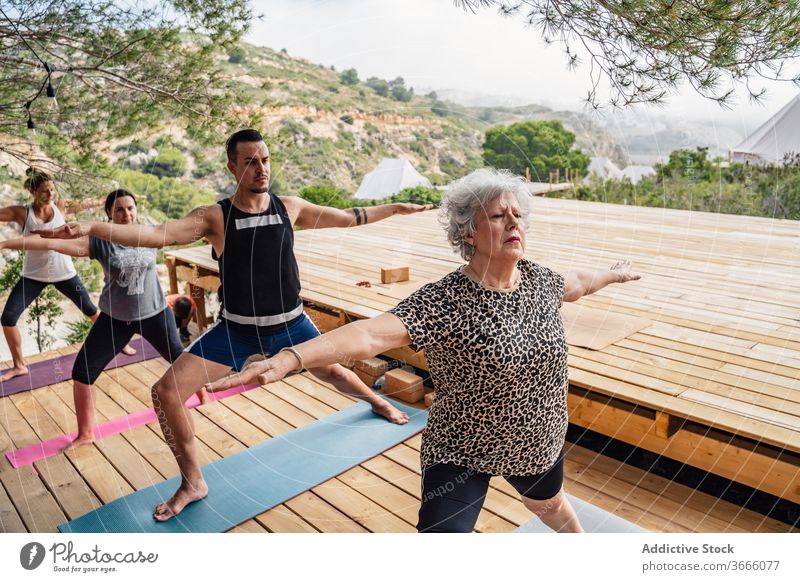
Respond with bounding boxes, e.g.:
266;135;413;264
2;195;797;533
0;347;792;533
165;196;800;507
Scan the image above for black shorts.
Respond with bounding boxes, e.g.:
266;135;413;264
71;308;183;385
417;451;565;533
0;275;97;326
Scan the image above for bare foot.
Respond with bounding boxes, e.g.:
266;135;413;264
0;365;28;382
122;344;137;356
195;387;209;405
371;398;409;424
153;479;208;522
61;434;95;452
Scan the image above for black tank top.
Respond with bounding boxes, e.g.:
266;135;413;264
213;195;303;326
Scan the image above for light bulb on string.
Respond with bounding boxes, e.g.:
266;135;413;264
24;101;36;133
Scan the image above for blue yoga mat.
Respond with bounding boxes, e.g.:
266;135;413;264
58;400;428;533
514;493;648;533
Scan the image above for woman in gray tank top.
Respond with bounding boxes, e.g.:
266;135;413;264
0;169;104;381
0;189;197;448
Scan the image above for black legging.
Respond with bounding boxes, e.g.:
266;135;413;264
417;451;565;533
71;308;183;385
0;275;97;326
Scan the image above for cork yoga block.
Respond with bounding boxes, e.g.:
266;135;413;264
385;369;424;403
354;357;388;376
381;266;409;284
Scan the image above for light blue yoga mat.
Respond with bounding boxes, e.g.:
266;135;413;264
514;493;648;533
59;400;428;533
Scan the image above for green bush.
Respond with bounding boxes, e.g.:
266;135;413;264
64;317;93;345
298;183;352;209
366;77;389;97
144;147;187;178
228;46;246;64
340;114;354;125
115;169;216;219
386;186;442;206
340;68;359;86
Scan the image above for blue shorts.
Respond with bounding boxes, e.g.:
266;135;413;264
186;313;321;371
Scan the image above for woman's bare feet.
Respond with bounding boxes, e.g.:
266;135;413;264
153;479;209;522
61;433;95;452
370;397;409;424
122;344;137;356
0;365;28;382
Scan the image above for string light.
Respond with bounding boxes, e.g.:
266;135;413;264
0;7;55;128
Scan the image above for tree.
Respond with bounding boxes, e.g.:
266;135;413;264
340;68;359;86
389;77;413;102
0;0;252;172
483;120;589;180
655;147;715;181
366;77;389;97
456;1;800;107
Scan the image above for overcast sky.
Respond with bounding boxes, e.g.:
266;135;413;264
246;0;799;137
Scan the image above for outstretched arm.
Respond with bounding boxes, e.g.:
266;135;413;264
0;235;90;257
285;196;432;229
562;260;641;303
0;205;26;226
205;312;412;391
58;197;105;215
32;206;216;248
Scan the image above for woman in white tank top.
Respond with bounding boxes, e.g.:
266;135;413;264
0;169;104;381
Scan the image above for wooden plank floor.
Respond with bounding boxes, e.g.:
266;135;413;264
168;199;800;453
0;356;793;533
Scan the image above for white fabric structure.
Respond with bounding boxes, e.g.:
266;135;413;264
354;158;431;200
585;157;623;181
731;94;800;165
621;165;656;184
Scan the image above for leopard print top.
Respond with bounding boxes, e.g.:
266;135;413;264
389;259;568;475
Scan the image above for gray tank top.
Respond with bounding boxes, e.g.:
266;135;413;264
22;203;77;282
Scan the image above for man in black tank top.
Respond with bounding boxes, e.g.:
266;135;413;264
36;129;431;522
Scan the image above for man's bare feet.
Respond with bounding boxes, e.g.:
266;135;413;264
370;397;409;424
122;344;137;356
153;479;209;522
61;434;95;452
0;365;28;382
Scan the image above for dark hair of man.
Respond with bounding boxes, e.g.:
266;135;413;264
173;296;193;320
104;189;137;219
225;129;264;161
24;168;53;193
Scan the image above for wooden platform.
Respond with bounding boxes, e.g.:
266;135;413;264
165;196;800;506
0;347;793;533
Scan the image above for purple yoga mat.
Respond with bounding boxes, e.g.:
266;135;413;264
0;336;162;398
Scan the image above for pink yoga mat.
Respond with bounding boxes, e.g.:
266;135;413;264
0;337;161;398
5;383;258;468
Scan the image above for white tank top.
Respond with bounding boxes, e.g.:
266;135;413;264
22;203;77;282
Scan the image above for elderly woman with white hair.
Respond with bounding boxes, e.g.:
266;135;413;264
207;168;641;533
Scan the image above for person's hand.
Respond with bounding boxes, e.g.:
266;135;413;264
610;260;641;283
204;351;297;393
394;203;433;214
31;222;88;239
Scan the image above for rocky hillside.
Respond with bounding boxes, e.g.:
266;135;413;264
0;42;626;205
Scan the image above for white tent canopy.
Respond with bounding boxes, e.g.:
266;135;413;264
621;165;656;184
585;157;623;181
731;93;800;165
354;158;431;200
